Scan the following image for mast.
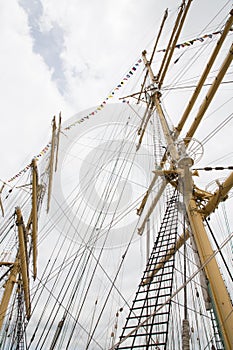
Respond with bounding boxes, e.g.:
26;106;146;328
157;0;193;89
175;9;233;137
55;112;62;172
185;41;233;142
138;8;168;102
47;116;57;213
0;259;19;330
32;158;38;280
187;198;233;349
0;2;232;349
117;1;233;348
16;207;31;320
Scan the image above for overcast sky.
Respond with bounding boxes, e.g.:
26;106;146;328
0;2;232;348
0;0;232;180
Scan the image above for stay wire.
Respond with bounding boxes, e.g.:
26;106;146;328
65;125;140;348
111;232;233;349
85;137;153;348
33;114;137;348
205;218;233;283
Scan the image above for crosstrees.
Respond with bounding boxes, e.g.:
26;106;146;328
116;190;179;349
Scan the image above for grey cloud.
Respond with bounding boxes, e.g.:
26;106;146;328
19;0;67;94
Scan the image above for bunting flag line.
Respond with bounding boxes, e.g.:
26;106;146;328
6;28;232;183
157;28;233;52
6;27;233;183
64;58;142;131
7;143;51;182
7;58;143;183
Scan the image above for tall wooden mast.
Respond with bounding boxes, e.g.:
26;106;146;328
120;3;233;349
0;207;32;330
0;258;19;330
16;207;31;320
32;158;38;280
0;158;41;331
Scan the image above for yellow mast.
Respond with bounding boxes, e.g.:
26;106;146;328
0;183;5;217
158;0;193;89
47;116;57;213
175;10;233;137
32;158;38;280
0;259;19;330
0;207;32;330
16;207;31;320
55;112;62;172
203;171;233;216
187;199;233;349
185;42;233;142
137;8;168;102
138;5;233;348
157;0;185;85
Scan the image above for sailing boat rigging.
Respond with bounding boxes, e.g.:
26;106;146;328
0;0;233;349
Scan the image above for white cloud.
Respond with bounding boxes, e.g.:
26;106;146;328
1;0;232;182
37;0;177;111
0;1;73;180
1;1;233;348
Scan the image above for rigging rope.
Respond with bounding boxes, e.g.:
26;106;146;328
111;232;233;349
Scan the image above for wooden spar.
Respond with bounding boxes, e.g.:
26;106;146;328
154;93;179;162
136;102;154;151
149;9;168;66
140;173;233;277
156;1;185;84
138;172;233;277
138;180;167;235
26;212;32;233
139;49;175;151
158;0;193;89
142;231;189;284
137;101;150;136
185;42;233;142
137;173;159;216
187;199;233;349
0;182;5;217
175;10;233;138
126;4;232;348
137;8;168;103
203;171;233;217
47;116;57;213
31;158;38;280
135;50;158;150
140;51;179;161
55;112;61;172
142;50;156;83
0;259;19;330
137;50;180;222
16;207;31;320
